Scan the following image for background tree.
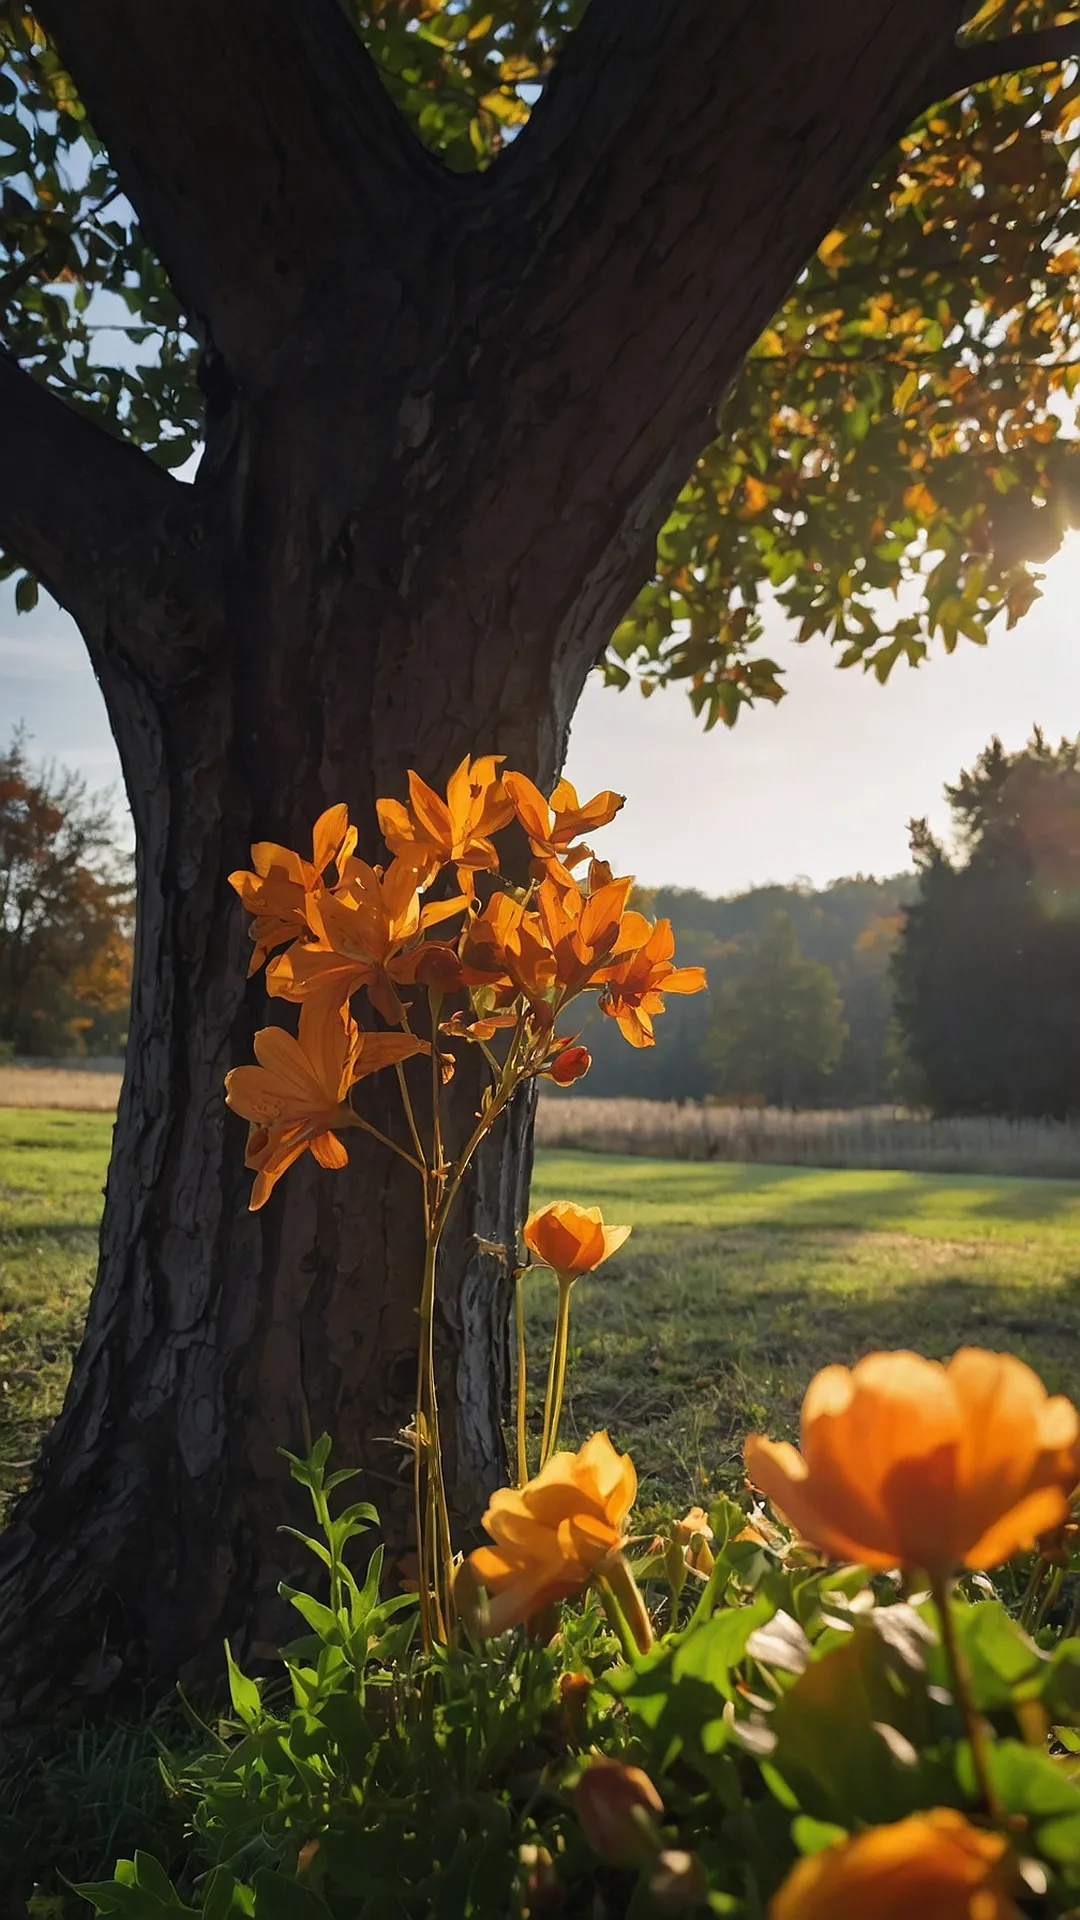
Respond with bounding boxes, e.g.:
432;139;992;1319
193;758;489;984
706;910;848;1109
0;729;131;1057
894;731;1080;1117
2;1;1080;1710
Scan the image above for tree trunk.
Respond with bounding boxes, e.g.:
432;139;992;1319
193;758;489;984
0;0;967;1714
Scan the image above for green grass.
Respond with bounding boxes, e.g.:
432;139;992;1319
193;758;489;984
0;1108;113;1506
529;1151;1080;1520
3;1111;1080;1527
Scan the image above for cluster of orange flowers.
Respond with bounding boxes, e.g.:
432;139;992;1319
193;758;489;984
225;759;705;1208
465;1339;1080;1917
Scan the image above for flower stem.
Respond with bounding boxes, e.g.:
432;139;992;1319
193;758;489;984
539;1276;574;1468
514;1266;529;1488
931;1573;1003;1824
596;1553;654;1657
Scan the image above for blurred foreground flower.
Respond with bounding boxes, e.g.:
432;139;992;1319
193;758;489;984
768;1809;1021;1920
524;1201;631;1281
468;1431;636;1632
745;1347;1080;1574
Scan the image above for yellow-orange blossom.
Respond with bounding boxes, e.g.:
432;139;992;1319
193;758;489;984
768;1810;1020;1920
745;1347;1080;1573
523;1201;631;1279
468;1431;636;1632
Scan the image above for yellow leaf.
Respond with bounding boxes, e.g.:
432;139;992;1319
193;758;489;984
1048;248;1080;276
754;327;784;358
817;228;849;269
742;474;771;514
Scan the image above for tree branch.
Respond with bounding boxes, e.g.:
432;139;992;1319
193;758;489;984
0;356;178;625
938;23;1080;98
35;0;448;380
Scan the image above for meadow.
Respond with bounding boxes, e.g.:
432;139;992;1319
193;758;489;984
536;1092;1080;1178
4;1107;1080;1525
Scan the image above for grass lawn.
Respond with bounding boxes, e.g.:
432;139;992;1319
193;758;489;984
3;1111;1080;1521
0;1108;113;1505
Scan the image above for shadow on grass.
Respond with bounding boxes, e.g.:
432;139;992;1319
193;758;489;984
523;1222;1080;1517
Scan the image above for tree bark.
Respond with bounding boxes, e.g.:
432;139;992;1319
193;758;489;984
0;0;968;1713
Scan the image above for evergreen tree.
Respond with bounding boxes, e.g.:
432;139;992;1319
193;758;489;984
894;732;1080;1117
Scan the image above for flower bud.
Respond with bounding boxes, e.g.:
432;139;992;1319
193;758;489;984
546;1044;592;1086
573;1758;664;1867
559;1669;591;1743
674;1506;715;1575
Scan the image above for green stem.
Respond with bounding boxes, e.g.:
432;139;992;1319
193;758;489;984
514;1266;529;1488
540;1276;574;1467
932;1573;1003;1824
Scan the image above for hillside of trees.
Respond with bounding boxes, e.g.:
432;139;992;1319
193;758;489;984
556;873;916;1105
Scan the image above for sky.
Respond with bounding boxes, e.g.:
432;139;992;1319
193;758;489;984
6;537;1080;897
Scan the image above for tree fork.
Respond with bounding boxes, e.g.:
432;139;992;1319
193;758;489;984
0;0;976;1713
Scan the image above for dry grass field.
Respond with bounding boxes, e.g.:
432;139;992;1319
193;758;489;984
0;1063;123;1111
536;1094;1080;1179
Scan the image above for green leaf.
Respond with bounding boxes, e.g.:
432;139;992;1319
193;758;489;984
969;1741;1080;1865
14;572;39;613
225;1641;264;1729
251;1875;334;1920
769;1623;954;1827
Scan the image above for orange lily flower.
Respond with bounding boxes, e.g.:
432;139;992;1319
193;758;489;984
745;1348;1080;1575
377;755;514;895
458;890;557;1010
503;772;624;869
225;1000;426;1209
228;803;355;975
535;871;638;998
267;856;465;1025
597;917;707;1047
467;1431;636;1633
768;1810;1020;1920
523;1201;631;1280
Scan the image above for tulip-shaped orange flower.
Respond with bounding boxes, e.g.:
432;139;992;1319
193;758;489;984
524;1201;631;1279
377;755;514;895
597;918;706;1047
267;855;465;1024
228;804;356;975
503;771;624;870
745;1348;1080;1575
467;1431;636;1632
768;1810;1020;1920
225;1000;426;1209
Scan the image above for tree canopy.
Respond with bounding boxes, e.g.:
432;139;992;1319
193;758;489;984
0;728;131;1055
5;0;1080;717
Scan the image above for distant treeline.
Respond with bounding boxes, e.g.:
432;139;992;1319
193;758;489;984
564;873;915;1106
569;729;1080;1119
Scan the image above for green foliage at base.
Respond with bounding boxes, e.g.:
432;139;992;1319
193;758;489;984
69;1443;1080;1919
